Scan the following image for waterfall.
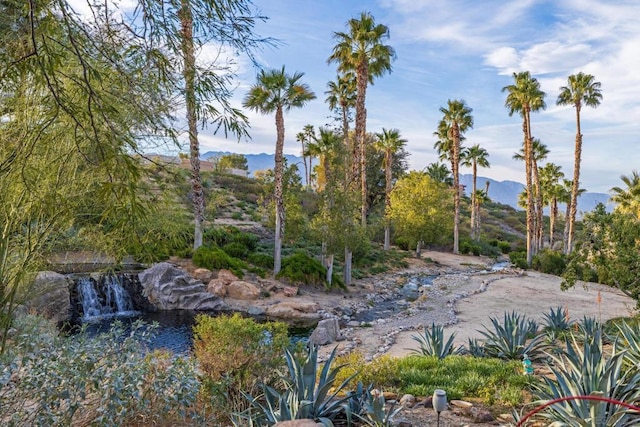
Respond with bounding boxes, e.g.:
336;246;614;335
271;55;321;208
77;275;136;320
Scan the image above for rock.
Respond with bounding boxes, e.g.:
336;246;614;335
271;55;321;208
192;268;213;282
283;286;298;297
207;280;227;297
138;262;227;311
309;318;342;345
450;400;473;410
26;271;72;323
226;280;261;300
399;394;416;408
471;407;495;422
217;269;239;284
265;301;321;323
274;421;322;427
247;306;266;316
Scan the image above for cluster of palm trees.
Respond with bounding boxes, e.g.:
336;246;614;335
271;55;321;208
503;71;602;265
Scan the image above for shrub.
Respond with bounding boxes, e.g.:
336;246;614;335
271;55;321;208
203;226;259;251
193;313;289;411
509;250;528;269
1;316;200;426
532;249;566;275
276;252;327;287
248;252;274;269
223;242;249;259
192;245;246;277
497;240;512;254
333;353;400;390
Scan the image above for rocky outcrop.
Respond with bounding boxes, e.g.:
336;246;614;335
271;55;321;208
309;318;343;345
27;271;72;323
265;301;320;325
138;262;227;311
226;280;261;300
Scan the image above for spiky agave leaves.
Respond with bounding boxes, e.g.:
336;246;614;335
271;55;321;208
532;328;640;426
479;311;547;361
409;322;463;360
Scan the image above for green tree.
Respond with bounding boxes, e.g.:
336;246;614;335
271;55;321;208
461;144;490;240
438;100;473;254
503;71;546;265
557;72;603;254
539;163;565;248
374;128;407;250
611;170;640;220
328;12;396;227
388;172;453;256
215;153;248;173
296;124;316;187
325;72;357;185
425;162;453;185
306;128;341;192
243;66;316;275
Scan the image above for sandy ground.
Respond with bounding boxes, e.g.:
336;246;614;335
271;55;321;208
318;250;637;360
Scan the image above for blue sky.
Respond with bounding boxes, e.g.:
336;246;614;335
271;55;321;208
195;0;639;195
70;0;640;194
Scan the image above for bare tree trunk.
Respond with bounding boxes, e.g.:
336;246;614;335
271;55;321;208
416;240;422;259
356;61;368;228
524;112;534;266
273;106;286;275
563;199;571;254
344;248;352;286
533;157;543;252
567;105;582;254
179;1;204;250
452;124;461;254
325;254;334;285
471;162;477;239
550;198;558;249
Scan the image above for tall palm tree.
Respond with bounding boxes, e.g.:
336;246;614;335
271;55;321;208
559;179;585;253
474;183;491;238
514;138;549;250
296;124;315;188
328;12;395;227
374;128;407;250
305;127;341;192
557;72;602;254
325;72;357;185
503;71;546;265
611;170;640;220
243;66;315;275
539;163;565;248
461;144;490;240
425;162;453;185
438;99;473;254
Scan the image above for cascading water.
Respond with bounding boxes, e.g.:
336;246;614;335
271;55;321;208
77;275;136;320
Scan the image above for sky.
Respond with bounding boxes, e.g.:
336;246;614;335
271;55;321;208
71;0;640;194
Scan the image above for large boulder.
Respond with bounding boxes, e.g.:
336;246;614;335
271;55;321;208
265;301;321;325
226;280;261;300
138;262;227;311
27;271;72;323
309;318;343;346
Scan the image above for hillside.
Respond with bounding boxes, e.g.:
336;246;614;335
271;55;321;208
202;150;613;213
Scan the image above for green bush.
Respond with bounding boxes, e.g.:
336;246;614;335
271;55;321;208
203;226;259;251
1;316;200;426
276;252;327;287
248;252;274;269
223;242;249;259
193;313;288;400
193;245;246;277
509;250;528;269
532;249;566;275
497;240;512;254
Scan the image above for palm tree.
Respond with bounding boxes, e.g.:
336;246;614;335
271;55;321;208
514;138;549;250
325;72;357;185
474;183;491;238
438;99;473;254
611;170;640;220
374;128;407;250
328;12;396;227
503;71;546;265
559;179;585;253
539;163;565;248
461;144;490;240
305;128;341;192
243;66;316;275
425;162;453;185
557;72;602;254
296;124;315;188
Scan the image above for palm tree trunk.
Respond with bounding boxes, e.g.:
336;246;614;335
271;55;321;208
383;151;392;250
471;162;477;240
452;125;461;254
533;157;543;251
356;61;368;227
273;106;286;275
550;198;558;248
325;253;334;285
563;199;571;253
344;248;352;286
567;105;582;254
179;1;204;250
524;111;534;265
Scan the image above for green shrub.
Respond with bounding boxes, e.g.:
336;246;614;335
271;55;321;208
203;226;259;251
532;249;566;275
459;239;472;254
509;250;528;269
497;240;512;253
193;245;246;277
193;313;289;413
1;316;200;426
248;252;274;269
223;242;249;259
276;252;327;287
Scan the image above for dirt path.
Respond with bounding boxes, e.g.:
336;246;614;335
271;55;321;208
318;251;637;360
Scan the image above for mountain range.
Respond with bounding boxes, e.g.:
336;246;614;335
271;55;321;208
202;151;613;213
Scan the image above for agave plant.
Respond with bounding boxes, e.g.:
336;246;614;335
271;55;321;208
354;389;403;427
531;328;640;426
410;322;463;360
478;311;546;361
240;344;355;426
542;306;574;333
463;338;486;358
615;320;640;370
576;316;604;344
